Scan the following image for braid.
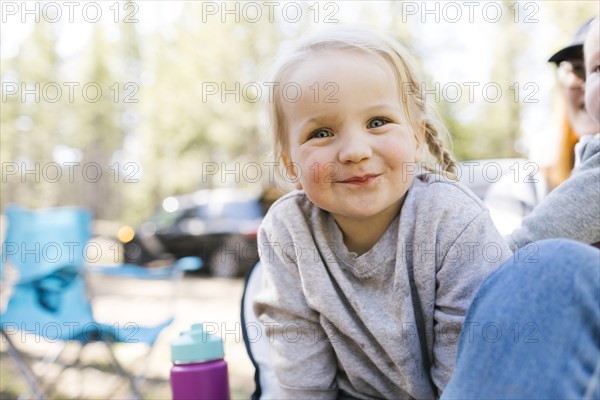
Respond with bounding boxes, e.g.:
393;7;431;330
423;121;457;177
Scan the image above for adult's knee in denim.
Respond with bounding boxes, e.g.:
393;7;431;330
511;238;597;274
471;239;597;312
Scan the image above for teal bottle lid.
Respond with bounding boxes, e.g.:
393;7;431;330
171;323;225;364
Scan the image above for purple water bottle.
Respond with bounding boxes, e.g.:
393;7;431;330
170;323;230;400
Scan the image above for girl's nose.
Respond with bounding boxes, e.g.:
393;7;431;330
338;130;372;164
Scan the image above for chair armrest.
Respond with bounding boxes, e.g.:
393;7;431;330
174;256;203;272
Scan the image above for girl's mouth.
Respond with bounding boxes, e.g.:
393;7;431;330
338;174;380;185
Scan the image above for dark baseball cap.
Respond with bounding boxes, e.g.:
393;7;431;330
548;18;594;64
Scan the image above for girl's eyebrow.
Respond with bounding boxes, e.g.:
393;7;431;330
299;114;343;129
362;103;402;113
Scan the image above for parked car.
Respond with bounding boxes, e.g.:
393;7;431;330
124;188;264;278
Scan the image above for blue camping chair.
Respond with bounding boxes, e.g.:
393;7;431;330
0;205;201;399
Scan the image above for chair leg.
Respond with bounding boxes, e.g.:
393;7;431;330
1;330;46;400
39;342;81;398
104;342;144;400
131;335;165;388
35;341;66;375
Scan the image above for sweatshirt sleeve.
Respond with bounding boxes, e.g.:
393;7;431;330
432;210;512;393
253;213;338;400
507;141;600;251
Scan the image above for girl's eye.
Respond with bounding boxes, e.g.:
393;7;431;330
367;118;387;129
310;129;333;139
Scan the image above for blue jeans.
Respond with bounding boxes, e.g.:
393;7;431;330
442;239;600;399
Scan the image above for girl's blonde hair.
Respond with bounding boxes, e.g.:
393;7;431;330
267;26;456;186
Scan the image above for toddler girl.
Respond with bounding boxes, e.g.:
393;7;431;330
255;27;510;399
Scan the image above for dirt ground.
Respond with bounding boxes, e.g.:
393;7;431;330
0;273;255;399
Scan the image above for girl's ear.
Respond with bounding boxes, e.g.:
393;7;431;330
281;153;303;190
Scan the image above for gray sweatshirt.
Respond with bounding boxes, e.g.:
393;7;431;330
254;174;511;399
508;134;600;250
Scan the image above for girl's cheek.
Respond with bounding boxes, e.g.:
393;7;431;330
307;161;338;184
299;149;337;184
295;149;326;183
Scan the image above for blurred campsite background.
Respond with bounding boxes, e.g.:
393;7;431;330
2;1;598;223
1;1;599;399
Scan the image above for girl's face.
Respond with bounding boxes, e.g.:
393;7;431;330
280;50;422;232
